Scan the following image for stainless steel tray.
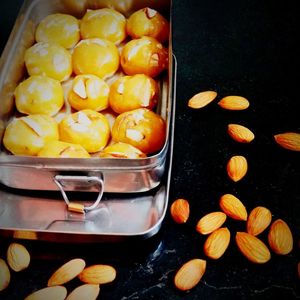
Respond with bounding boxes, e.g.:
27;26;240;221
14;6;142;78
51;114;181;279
0;0;174;193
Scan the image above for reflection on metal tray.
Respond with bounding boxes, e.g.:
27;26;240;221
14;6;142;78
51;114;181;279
0;0;174;193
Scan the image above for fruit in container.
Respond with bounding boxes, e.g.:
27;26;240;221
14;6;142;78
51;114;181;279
80;8;126;44
109;74;159;114
68;74;110;111
111;108;166;154
59;109;110;153
24;42;72;82
38;140;91;158
3;114;59;156
72;38;119;79
126;7;169;43
14;75;64;116
120;36;168;78
98;142;146;158
35;13;80;49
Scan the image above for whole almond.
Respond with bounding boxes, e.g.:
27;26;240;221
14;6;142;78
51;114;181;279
228;124;255;143
204;227;231;259
66;284;100;300
218;96;249;110
236;232;271;264
274;132;300;151
7;243;30;272
170;198;190;224
174;258;206;291
226;155;248;182
268;219;293;255
24;286;67;300
48;258;86;286
78;264;116;284
196;211;227;235
188;91;217;109
247;206;272;236
219;194;247;221
0;258;11;291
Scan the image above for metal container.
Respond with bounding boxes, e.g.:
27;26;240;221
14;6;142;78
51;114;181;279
0;0;175;241
0;0;174;194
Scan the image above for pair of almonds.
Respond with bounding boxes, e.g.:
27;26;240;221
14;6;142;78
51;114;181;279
47;258;116;286
0;242;31;292
188;91;249;110
24;284;100;300
236;219;293;264
25;258;116;299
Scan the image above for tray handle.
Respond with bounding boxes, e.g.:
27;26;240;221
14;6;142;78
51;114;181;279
53;174;104;213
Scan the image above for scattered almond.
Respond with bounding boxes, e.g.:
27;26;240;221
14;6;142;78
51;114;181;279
236;232;271;264
226;155;248;182
24;286;67;300
170;198;190;224
78;264;116;284
204;227;231;259
218;96;249;110
268;219;293;255
228;124;255;143
247;206;272;236
187;91;217;109
7;243;30;272
66;284;100;300
274;132;300;151
0;258;11;291
196;211;227;235
219;194;247;221
48;258;86;286
174;258;206;291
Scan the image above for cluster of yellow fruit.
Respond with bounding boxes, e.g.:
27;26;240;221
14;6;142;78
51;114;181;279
3;7;169;158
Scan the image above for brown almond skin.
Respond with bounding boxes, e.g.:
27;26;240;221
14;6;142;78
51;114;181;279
78;264;116;284
274;132;300;151
170;198;190;224
247;206;272;236
228;124;255;143
218;96;250;110
6;243;30;272
0;258;11;291
174;258;206;291
219;194;247;221
226;155;248;182
48;258;86;286
25;286;67;300
236;232;271;264
204;227;231;259
196;211;227;235
188;91;217;109
268;219;293;255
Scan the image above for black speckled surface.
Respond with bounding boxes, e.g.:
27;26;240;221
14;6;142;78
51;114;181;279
1;0;300;299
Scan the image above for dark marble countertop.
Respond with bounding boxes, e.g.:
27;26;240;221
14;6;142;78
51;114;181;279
0;0;299;299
